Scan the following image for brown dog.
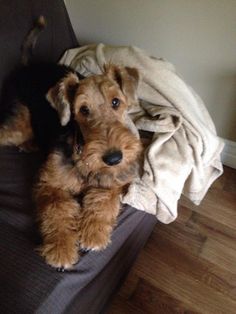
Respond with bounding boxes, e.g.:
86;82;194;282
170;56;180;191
35;65;142;269
0;61;142;269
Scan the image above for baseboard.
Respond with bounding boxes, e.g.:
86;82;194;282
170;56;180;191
221;138;236;169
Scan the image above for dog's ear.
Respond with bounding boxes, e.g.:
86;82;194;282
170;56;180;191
105;64;139;104
46;73;79;126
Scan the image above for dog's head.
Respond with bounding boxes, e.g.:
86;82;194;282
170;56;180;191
46;64;142;188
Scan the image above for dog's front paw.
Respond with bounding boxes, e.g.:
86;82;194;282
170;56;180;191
39;240;79;269
18;140;39;153
87;171;114;188
79;224;112;251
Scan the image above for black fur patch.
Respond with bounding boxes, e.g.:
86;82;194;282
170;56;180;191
53;122;84;167
0;62;84;153
113;68;123;90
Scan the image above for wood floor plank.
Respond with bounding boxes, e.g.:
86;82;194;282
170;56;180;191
223;166;236;193
175;204;193;223
187;211;236;250
127;278;199;314
152;219;207;255
201;238;236;274
108;166;236;314
108;296;144;314
135;250;236;314
144;231;236;301
117;270;140;300
180;188;236;231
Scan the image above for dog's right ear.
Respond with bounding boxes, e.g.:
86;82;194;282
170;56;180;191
46;73;79;126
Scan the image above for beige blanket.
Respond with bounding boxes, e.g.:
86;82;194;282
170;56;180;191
60;44;224;224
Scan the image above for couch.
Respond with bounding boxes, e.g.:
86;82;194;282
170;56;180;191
0;1;156;313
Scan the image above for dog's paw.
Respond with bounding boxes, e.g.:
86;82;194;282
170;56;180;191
79;225;111;252
18;140;39;153
87;171;114;188
80;247;91;253
39;241;79;269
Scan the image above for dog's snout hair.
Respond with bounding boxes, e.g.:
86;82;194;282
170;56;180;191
76;118;142;185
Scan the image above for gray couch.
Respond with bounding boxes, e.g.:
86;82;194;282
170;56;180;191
0;1;156;313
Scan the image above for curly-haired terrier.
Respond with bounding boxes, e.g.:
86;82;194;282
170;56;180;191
0;19;142;269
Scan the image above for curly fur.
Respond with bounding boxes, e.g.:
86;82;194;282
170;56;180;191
0;61;142;269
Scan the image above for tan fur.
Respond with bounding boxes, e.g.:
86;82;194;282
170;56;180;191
1;65;142;269
0;104;34;148
46;73;79;126
77;187;121;251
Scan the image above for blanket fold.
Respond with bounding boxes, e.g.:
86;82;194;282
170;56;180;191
60;44;224;224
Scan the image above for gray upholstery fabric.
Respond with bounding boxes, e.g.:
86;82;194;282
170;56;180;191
0;1;156;313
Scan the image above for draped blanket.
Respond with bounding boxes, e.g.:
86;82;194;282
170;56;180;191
60;44;224;223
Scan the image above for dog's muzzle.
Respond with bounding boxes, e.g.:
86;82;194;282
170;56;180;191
102;150;123;166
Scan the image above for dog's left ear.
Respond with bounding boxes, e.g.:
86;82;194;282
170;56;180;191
105;65;140;104
46;73;79;126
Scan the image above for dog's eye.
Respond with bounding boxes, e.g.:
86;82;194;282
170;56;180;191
80;105;90;116
111;98;120;109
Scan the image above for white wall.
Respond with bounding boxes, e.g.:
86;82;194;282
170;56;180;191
65;0;236;141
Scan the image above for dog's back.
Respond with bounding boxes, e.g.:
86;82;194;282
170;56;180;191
1;61;77;151
16;63;75;150
0;16;82;151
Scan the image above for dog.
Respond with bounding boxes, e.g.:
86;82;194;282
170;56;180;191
0;17;142;269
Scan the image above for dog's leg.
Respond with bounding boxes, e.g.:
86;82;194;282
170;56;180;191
78;187;121;251
36;188;80;269
35;151;82;269
0;104;34;148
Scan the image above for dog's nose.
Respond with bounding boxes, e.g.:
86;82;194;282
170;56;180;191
102;150;123;166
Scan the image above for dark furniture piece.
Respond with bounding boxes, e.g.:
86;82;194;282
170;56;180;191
0;1;156;313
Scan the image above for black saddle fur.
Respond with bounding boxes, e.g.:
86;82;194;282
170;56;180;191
0;62;84;152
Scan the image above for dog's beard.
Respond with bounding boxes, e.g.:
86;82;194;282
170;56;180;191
74;125;142;189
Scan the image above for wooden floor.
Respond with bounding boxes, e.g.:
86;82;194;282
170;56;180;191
107;166;236;314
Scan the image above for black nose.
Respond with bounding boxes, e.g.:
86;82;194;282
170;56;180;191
102;150;123;166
